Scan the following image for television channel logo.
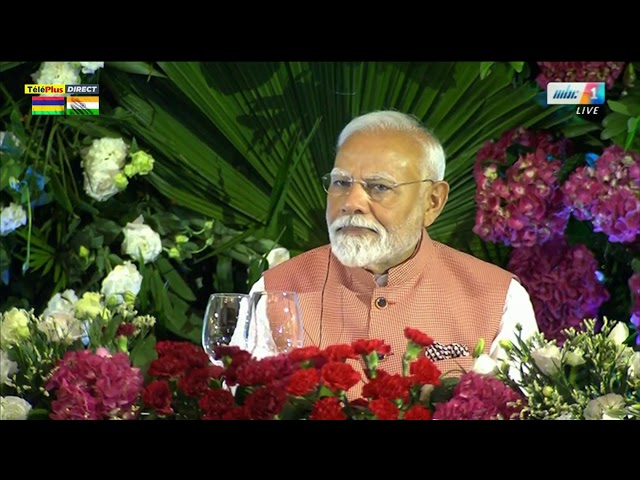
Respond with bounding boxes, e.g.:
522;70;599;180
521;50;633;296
546;82;605;105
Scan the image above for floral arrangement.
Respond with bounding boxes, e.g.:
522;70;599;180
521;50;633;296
562;145;640;244
496;318;639;420
508;234;610;343
535;61;625;90
139;328;526;421
0;277;156;420
473;127;573;247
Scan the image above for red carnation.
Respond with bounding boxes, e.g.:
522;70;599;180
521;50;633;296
404;327;434;347
141;380;174;415
368;398;399;420
286;368;321;396
320;362;361;392
403;405;433;420
309;397;347;420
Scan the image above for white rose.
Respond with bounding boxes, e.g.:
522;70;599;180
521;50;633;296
0;203;27;236
77;62;104;74
31;62;81;94
583;394;626;420
101;261;143;304
0;396;32;420
266;247;290;269
471;353;498;375
530;343;562;376
42;289;78;319
81;138;129;202
0;308;31;346
629;352;640;380
0;350;18;386
122;215;162;264
607;321;629;346
37;313;86;345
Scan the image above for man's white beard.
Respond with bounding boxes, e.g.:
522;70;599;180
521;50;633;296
328;213;423;269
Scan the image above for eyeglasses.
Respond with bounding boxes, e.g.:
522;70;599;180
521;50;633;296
322;173;434;202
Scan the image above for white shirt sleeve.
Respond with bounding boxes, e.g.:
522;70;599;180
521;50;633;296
489;278;539;363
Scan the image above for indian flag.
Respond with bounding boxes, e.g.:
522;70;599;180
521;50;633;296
66;96;99;115
32;96;65;115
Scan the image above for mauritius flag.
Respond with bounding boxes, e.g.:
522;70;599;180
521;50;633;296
32;96;65;115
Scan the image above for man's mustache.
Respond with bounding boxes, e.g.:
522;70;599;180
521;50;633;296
330;216;382;235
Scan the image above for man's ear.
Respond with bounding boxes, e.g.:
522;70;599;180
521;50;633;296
422;181;450;228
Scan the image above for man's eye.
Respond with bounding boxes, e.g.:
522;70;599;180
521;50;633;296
333;179;351;188
370;183;392;192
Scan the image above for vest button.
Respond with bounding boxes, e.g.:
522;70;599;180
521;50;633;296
375;297;387;309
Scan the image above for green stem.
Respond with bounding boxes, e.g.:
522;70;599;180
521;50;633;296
23;188;32;274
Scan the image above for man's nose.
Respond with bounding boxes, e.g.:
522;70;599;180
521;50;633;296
340;182;370;215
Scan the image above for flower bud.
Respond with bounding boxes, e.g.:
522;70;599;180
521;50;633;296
79;245;90;259
123;290;137;305
498;339;514;352
472;338;485;358
105;295;119;309
204;220;214;230
116;335;128;353
113;172;129;190
130;151;155;176
607;321;629;346
542;386;554;397
123;164;137;178
168;247;181;259
175;234;189;244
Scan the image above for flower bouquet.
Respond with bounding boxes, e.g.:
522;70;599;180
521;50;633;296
495;318;640;420
0;286;156;420
140;328;527;420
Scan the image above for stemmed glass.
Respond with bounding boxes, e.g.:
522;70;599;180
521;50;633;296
201;293;251;364
247;290;303;357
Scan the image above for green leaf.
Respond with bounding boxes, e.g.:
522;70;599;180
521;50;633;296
130;333;157;376
156;257;196;301
213;255;234;293
509;62;525;73
607;100;631;115
625;116;639;151
49;174;74;214
106;62;167;78
480;62;494;80
560;121;600;139
601;112;629;140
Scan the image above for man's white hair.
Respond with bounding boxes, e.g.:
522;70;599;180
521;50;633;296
336;110;446;181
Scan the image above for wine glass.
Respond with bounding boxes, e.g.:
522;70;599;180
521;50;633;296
247;290;303;357
202;293;251;364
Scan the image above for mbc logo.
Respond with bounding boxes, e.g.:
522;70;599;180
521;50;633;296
546;82;605;105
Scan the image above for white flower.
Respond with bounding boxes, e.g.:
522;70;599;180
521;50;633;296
629;352;640;380
607;321;629;346
0;308;31;347
101;261;143;304
77;62;104;74
554;413;577;420
42;289;78;319
122;215;162;264
81;137;129;202
530;343;562;376
565;347;586;367
266;247;290;269
31;62;81;93
0;203;27;236
0;396;32;420
471;353;498;375
37;313;86;345
0;350;18;386
583;394;627;420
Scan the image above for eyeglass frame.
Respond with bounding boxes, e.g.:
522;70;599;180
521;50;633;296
321;172;435;200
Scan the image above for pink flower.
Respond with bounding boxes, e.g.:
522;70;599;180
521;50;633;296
563;146;640;244
535;62;625;89
433;372;526;420
46;349;143;420
474;129;572;247
508;235;610;343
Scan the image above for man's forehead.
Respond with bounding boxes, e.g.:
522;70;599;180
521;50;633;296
330;167;397;180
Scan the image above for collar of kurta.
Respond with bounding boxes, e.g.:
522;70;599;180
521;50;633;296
335;230;433;292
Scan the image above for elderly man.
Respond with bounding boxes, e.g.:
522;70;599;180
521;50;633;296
238;110;538;380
